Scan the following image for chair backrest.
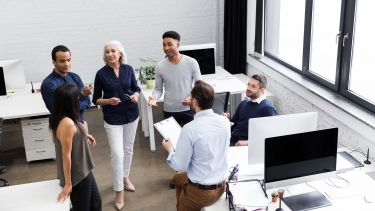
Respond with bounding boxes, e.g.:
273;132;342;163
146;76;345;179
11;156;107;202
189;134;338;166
0;119;10;186
0;165;10;186
212;92;230;114
0;118;3;150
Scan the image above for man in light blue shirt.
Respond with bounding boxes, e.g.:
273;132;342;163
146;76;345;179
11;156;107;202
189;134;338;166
162;80;230;211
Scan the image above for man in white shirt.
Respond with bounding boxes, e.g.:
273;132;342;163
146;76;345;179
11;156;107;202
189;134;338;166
162;80;231;211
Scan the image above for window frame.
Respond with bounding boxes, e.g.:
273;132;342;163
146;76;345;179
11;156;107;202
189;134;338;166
263;0;375;113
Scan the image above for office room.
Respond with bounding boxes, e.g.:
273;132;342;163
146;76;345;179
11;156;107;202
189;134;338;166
1;0;375;210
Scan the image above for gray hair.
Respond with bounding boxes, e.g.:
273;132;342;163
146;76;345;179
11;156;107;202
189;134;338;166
103;40;127;64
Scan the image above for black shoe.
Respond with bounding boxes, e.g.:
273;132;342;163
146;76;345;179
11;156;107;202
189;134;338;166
169;179;176;189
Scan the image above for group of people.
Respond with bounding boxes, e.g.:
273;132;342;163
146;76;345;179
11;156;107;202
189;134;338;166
41;40;140;210
40;30;277;211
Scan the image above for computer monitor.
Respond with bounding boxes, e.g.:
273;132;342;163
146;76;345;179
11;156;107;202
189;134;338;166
264;128;338;189
179;43;216;75
0;59;27;92
248;112;318;165
264;128;338;211
0;67;6;96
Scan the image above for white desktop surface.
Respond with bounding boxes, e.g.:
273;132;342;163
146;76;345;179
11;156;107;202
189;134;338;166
203;146;375;211
203;170;375;211
0;83;49;120
0;179;70;211
139;66;247;151
0;93;49;119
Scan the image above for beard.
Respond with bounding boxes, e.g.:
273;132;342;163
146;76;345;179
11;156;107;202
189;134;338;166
247;91;259;100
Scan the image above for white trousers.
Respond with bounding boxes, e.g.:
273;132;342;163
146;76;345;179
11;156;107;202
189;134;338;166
104;118;138;191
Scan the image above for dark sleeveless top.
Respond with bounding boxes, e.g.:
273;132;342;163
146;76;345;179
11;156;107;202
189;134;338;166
55;123;94;187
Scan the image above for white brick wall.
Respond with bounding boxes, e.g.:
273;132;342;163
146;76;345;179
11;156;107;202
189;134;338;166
0;0;221;83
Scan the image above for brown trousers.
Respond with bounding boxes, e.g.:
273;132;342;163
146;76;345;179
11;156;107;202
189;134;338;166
173;172;225;211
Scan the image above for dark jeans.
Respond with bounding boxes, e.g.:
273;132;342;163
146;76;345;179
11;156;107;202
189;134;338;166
70;171;102;211
230;136;238;146
164;110;194;127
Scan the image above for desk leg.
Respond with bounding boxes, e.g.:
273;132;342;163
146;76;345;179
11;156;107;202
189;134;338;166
146;104;156;152
140;92;149;137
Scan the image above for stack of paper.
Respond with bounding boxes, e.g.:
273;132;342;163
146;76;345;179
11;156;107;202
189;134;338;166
229;181;269;209
154;117;181;150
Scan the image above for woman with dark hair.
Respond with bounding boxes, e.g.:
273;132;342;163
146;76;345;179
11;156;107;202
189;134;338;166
50;84;101;211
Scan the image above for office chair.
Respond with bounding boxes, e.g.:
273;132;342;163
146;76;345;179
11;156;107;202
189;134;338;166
212;92;230;114
0;117;10;187
0;117;2;151
0;165;10;187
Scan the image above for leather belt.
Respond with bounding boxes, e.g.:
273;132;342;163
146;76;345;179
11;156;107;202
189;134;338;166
188;179;225;190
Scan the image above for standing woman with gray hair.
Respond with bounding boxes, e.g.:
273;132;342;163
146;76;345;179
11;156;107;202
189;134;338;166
92;40;140;210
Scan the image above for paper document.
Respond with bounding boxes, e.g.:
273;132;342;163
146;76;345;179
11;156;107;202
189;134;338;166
154;117;181;150
229;181;269;208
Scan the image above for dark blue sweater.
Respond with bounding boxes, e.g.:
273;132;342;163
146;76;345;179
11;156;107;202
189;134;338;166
230;99;277;145
93;64;140;125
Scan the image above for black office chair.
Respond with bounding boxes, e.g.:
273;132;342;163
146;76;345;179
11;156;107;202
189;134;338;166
212;92;230;114
222;92;230;113
0;117;10;187
0;166;10;187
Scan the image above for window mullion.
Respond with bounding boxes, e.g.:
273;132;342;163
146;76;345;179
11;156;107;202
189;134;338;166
302;0;313;74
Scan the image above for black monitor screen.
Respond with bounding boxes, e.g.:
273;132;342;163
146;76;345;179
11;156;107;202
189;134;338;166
0;67;6;96
180;48;215;75
265;128;338;183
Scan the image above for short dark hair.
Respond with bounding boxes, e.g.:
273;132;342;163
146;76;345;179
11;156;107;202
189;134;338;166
191;80;215;110
162;31;181;42
251;74;267;89
52;45;70;61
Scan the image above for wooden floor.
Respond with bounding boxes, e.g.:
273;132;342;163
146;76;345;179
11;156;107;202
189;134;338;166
0;107;177;211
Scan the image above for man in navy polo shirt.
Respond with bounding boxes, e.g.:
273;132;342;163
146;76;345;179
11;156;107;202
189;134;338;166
223;74;277;146
41;45;91;122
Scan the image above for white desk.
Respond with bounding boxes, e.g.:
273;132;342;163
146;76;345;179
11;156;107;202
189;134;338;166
139;66;247;151
0;83;49;119
0;179;70;211
203;146;375;211
203;170;375;211
0;92;49;120
0;85;53;161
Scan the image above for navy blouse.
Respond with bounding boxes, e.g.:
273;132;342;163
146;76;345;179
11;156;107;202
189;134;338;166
93;64;141;125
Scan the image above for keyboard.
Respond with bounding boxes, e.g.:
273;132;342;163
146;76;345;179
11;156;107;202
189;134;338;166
338;151;364;168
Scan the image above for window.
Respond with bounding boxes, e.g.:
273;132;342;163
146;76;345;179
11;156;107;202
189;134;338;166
265;0;305;69
264;0;375;112
348;1;375;104
309;0;341;83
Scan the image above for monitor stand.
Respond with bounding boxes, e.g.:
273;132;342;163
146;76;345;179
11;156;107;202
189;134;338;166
282;191;332;211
